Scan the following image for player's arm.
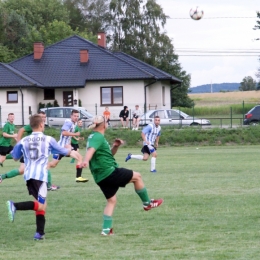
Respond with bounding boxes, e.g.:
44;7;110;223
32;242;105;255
62;130;80;137
10;142;23;161
3;132;17;139
155;136;160;148
82;147;96;168
111;139;124;155
141;125;152;145
16;127;26;142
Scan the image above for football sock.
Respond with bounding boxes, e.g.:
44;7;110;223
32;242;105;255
14;201;35;210
70;158;75;163
36;211;46;235
102;215;112;234
6;154;13;159
131;155;143;160
76;165;82;178
135;187;150;205
151;157;156;170
1;169;20;180
47;170;52;188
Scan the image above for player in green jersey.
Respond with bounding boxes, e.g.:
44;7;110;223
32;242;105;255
82;115;163;236
0;113;17;167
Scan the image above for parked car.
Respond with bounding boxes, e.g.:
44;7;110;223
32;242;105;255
139;109;211;126
40;107;93;127
243;105;260;125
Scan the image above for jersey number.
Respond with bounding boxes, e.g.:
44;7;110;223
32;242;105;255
29;143;39;160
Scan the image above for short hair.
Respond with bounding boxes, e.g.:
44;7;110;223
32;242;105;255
71;109;79;115
38;111;46;115
154;116;160;119
8;113;14;116
30;114;43;129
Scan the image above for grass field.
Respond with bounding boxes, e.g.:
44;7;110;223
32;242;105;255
1;146;260;259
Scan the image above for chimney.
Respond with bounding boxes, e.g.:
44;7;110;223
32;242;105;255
98;32;106;48
80;49;89;64
34;42;44;60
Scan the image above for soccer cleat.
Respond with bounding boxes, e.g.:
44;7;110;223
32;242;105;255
34;232;45;240
6;200;16;222
101;228;114;236
125;153;132;162
0;163;3;167
47;185;60;191
76;176;89;183
143;199;163;211
150;169;157;173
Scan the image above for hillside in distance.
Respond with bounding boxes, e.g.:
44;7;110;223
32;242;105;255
189;83;240;93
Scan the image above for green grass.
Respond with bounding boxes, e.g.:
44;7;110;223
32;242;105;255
1;146;260;259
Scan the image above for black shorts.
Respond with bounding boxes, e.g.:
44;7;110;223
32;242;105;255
97;168;133;199
120;117;128;121
141;145;157;155
26;179;47;203
71;143;79;151
0;145;13;156
20;156;24;163
133;115;139;119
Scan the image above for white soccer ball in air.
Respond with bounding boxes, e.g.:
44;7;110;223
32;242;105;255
190;7;204;20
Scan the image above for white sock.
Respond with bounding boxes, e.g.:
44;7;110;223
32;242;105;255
151;157;156;170
131;155;144;160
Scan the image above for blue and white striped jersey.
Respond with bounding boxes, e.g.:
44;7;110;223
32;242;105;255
142;123;161;145
58;119;77;147
11;132;69;182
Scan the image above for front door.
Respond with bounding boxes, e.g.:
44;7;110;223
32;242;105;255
63;91;73;106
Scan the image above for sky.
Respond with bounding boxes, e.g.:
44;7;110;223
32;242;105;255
157;0;260;87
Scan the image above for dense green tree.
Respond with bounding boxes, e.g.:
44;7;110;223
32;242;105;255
239;76;257;91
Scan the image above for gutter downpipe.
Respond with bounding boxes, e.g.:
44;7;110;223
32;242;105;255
19;87;24;125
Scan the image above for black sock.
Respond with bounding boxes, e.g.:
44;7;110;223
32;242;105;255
36;214;45;235
76;167;82;178
14;201;34;210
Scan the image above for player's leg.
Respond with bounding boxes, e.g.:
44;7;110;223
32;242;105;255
0;146;12;166
75;149;88;183
125;145;150;162
130;170;163;211
150;151;157;173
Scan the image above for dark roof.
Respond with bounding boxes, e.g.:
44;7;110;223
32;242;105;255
1;35;181;88
0;63;41;87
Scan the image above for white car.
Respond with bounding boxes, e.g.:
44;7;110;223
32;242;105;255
139;109;211;126
40;107;93;128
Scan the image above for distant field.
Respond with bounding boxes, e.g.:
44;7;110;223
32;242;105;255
189;90;260;106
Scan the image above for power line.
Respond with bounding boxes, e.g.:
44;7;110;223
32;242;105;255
169;16;257;19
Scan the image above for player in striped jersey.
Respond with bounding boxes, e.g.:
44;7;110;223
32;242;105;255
48;110;88;183
125;116;161;172
6;114;82;240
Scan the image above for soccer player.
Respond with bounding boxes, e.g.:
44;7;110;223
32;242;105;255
70;119;84;164
82;115;163;236
6;114;82;240
48;110;88;183
125;116;161;172
0;113;17;167
0;112;59;190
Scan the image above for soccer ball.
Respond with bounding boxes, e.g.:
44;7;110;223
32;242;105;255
190;7;204;20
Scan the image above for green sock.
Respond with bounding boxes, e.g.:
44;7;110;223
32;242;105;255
102;215;112;234
70;158;75;163
47;170;52;188
1;169;20;180
135;187;150;205
6;154;13;159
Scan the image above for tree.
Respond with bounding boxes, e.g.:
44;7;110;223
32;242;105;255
239;76;257;91
108;0;192;107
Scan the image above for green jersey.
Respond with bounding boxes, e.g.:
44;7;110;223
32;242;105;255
23;124;32;136
0;122;15;146
71;125;81;145
87;131;118;183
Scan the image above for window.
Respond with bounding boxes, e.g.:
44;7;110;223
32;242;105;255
7;91;18;103
49;108;63;118
150;110;166;119
101;87;123;106
162;86;165;106
44;89;55;100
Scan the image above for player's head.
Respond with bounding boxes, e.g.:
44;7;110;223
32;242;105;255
88;115;107;130
7;113;15;123
154;116;160;126
30;114;44;131
77;119;83;127
135;105;139;109
38;111;46;123
71;110;79;123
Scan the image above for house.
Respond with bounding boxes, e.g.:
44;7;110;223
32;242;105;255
0;33;182;125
